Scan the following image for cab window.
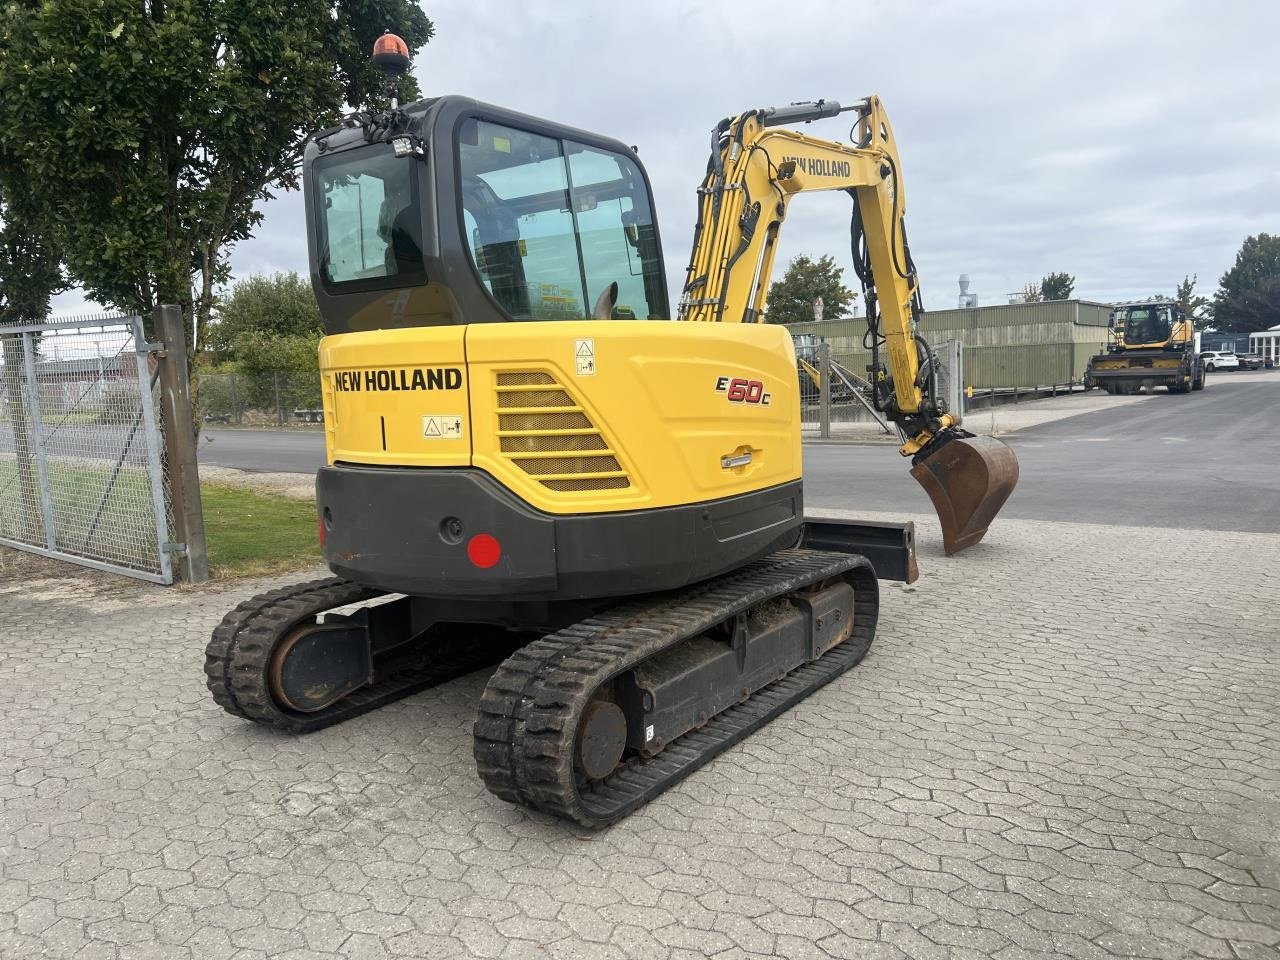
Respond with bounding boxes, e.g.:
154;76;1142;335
315;147;425;290
459;119;666;320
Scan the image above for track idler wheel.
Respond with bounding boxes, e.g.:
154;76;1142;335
911;433;1019;555
268;622;372;713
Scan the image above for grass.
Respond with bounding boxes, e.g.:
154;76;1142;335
0;459;320;580
201;481;321;578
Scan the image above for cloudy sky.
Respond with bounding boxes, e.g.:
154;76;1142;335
53;0;1280;315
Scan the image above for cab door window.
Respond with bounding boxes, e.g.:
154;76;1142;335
568;146;661;320
458;118;666;321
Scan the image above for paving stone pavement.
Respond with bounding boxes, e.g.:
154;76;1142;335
1;512;1278;960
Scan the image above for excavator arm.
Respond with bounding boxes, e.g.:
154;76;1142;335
679;97;1019;554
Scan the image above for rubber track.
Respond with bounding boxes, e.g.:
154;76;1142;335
204;577;518;734
474;549;879;827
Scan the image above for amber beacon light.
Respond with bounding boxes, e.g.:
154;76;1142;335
372;32;410;74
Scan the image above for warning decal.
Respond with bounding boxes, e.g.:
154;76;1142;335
575;338;595;376
422;415;464;439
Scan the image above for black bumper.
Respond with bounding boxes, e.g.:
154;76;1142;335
1086;367;1185;382
316;465;804;601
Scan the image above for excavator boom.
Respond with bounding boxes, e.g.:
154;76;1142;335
680;97;1018;553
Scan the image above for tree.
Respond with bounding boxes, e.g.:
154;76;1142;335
0;177;66;542
0;0;432;354
1040;272;1075;301
0;205;64;329
230;331;323;412
206;272;322;359
1175;274;1213;330
1213;234;1280;333
765;255;857;324
1018;282;1042;303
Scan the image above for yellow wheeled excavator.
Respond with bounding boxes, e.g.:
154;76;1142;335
205;36;1018;827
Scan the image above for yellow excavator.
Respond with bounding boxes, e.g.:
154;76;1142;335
205;36;1018;827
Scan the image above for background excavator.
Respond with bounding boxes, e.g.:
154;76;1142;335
205;35;1018;827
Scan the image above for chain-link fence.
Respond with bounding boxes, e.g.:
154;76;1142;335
796;338;963;439
0;316;174;583
199;370;323;426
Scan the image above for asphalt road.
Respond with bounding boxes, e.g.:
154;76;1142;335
806;373;1280;533
199;373;1280;533
199;426;325;474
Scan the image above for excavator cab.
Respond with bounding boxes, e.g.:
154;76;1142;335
306;98;669;335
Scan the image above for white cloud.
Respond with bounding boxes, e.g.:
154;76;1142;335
56;0;1280;317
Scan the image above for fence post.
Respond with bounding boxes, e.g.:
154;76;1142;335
818;342;831;439
19;332;57;550
231;372;242;425
130;318;175;585
154;305;209;583
274;371;284;426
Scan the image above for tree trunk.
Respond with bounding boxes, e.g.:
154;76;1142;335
1;333;43;544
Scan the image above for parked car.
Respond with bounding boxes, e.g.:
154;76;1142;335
1237;353;1263;370
1200;351;1240;371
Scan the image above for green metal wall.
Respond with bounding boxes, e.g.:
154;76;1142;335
785;300;1113;389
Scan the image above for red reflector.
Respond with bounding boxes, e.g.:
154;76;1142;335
316;514;327;548
467;534;501;569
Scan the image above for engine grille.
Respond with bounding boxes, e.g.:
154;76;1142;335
495;371;631;492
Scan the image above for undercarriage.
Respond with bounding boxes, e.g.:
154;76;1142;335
205;522;908;825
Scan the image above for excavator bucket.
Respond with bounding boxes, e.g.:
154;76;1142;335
909;435;1019;556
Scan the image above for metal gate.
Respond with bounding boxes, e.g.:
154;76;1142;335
796;336;964;439
0;315;173;583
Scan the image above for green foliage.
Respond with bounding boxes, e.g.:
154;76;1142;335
1039;271;1075;301
1175;274;1213;330
0;175;62;543
206;272;321;358
0;177;65;326
231;332;321;409
1213;234;1280;333
234;332;319;376
1019;282;1042;303
0;0;432;348
765;255;857;324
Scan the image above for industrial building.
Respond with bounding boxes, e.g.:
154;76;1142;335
1248;325;1280;363
785;298;1113;390
1201;332;1253;354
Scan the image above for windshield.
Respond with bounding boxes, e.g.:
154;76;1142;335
1115;305;1172;345
315;147;425;291
458;119;665;320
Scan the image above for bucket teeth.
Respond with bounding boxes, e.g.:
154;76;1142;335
910;435;1019;555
